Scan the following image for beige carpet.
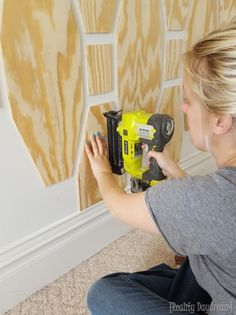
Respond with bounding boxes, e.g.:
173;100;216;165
4;228;176;315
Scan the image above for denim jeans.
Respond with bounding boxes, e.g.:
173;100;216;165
87;257;212;315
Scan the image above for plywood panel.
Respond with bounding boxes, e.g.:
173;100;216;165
117;0;164;112
219;0;236;25
185;0;219;50
164;0;190;30
183;0;219;130
87;44;112;95
158;87;183;162
165;40;182;80
1;0;83;185
78;103;126;210
78;0;117;33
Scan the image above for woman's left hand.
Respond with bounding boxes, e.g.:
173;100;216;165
85;133;112;181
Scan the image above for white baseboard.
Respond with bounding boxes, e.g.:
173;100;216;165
0;204;131;314
0;151;215;314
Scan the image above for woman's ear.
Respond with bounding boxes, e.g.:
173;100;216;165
213;114;233;135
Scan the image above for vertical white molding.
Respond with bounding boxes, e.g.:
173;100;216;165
70;0;124;208
70;0;90;209
112;0;123;110
156;0;167;113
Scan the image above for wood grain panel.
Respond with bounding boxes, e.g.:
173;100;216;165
117;0;163;112
78;103;126;210
164;0;190;30
158;87;183;162
78;0;117;33
183;0;219;130
185;0;219;51
87;45;112;95
1;0;83;185
165;40;182;80
219;0;236;25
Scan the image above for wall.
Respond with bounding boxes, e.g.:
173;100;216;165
0;0;235;313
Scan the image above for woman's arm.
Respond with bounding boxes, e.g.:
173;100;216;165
85;133;159;234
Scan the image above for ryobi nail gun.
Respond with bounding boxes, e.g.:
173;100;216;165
104;110;174;193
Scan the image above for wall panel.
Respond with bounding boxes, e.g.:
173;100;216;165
78;0;117;33
86;44;112;95
164;0;190;30
183;0;219;131
185;0;219;50
117;0;164;112
219;0;236;25
1;0;83;185
165;40;182;80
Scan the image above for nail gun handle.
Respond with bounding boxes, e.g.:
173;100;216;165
149;156;166;180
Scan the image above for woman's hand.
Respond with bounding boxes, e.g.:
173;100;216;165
147;146;186;179
85;132;112;180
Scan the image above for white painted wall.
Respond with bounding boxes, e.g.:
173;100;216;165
0;100;78;248
179;131;217;175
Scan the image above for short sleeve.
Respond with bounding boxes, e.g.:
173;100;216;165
145;173;236;257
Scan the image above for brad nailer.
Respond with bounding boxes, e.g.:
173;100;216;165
104;110;174;193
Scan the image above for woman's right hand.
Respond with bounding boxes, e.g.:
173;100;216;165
147;146;187;179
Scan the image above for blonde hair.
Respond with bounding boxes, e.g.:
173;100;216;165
183;19;236;118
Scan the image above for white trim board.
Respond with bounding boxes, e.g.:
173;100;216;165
0;151;215;314
0;205;131;314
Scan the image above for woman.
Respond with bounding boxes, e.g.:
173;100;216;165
85;20;236;315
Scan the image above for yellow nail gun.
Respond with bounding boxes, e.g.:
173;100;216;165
104;110;174;192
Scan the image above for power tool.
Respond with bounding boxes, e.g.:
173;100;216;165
104;110;174;192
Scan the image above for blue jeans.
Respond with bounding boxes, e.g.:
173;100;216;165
87;257;212;315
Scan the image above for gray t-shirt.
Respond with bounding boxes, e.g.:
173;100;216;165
145;167;236;315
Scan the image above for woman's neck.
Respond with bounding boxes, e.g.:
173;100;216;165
209;131;236;168
215;153;236;168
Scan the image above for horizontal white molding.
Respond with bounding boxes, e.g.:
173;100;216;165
162;78;182;88
166;30;185;40
84;34;114;45
0;151;214;314
87;91;118;106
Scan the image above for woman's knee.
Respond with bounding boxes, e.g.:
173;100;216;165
87;278;105;305
87;277;115;312
87;274;127;313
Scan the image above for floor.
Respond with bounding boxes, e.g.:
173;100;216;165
4;228;176;315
